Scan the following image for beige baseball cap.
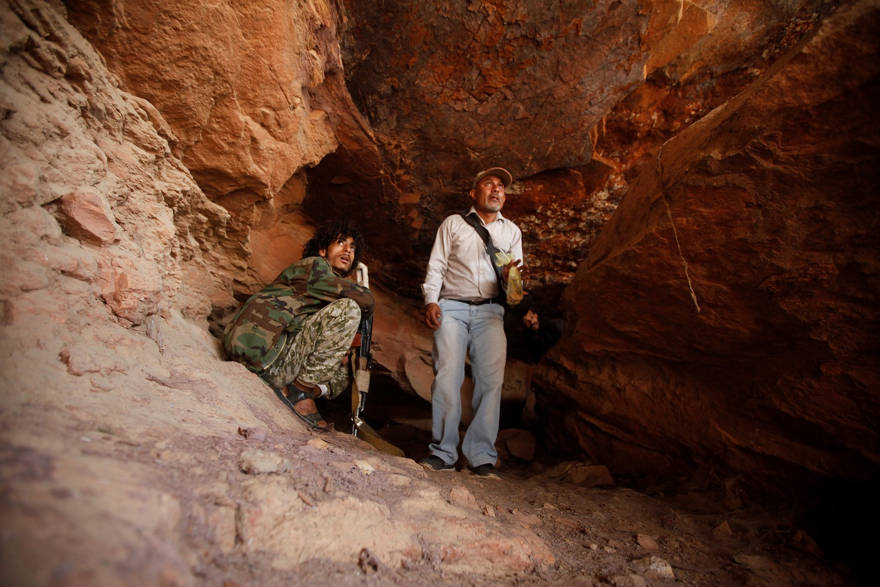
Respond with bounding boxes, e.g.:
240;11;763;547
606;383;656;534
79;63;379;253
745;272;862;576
472;167;513;188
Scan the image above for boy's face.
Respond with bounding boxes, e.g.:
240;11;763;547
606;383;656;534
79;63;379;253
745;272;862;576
320;235;356;274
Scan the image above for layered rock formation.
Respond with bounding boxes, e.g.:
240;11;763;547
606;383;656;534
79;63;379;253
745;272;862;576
542;1;879;497
1;0;233;320
1;0;878;582
330;0;879;504
317;0;843;298
64;0;362;289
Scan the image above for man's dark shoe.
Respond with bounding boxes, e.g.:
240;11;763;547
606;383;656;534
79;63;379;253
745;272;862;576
469;463;500;478
420;455;454;471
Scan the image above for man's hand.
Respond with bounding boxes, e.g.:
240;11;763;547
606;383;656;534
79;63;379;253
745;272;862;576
424;303;442;330
502;259;525;283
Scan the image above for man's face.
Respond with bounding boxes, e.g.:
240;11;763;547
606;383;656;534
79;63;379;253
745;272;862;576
469;174;506;214
523;310;539;331
319;235;356;274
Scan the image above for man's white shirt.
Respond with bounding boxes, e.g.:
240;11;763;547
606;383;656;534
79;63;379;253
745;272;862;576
422;207;523;305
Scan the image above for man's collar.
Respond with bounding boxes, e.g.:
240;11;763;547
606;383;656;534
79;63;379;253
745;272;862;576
466;206;506;225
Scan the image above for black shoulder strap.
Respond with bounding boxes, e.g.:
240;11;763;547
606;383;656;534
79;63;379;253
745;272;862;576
460;212;506;287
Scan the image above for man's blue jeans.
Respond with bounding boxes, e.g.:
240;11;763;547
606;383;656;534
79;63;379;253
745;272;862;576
429;299;507;467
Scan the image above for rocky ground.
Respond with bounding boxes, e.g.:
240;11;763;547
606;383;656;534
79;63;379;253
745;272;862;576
319;387;849;586
0;304;849;585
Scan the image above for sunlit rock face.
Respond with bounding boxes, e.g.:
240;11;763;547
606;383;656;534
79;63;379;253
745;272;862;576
64;0;359;291
540;2;879;497
2;0;235;321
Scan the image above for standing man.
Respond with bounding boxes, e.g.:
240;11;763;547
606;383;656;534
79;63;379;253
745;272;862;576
421;167;524;476
224;221;374;431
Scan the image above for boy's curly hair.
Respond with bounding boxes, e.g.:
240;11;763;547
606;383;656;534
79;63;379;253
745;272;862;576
302;220;365;277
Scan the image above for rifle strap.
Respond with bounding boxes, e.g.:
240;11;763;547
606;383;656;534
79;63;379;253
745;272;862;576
460;212;507;295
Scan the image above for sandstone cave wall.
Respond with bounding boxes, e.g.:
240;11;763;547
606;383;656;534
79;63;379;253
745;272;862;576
321;0;835;296
63;0;371;291
1;0;234;322
541;1;879;495
0;5;555;583
2;0;878;506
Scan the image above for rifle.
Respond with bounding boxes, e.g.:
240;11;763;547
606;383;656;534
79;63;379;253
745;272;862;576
350;312;372;437
349;263;404;456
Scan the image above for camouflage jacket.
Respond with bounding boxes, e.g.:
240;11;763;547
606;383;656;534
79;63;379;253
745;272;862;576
223;256;374;372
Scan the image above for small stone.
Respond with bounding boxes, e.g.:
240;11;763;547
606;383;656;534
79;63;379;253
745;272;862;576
60;190;119;244
516;511;542;527
238;449;287;474
636;555;675;580
237;426;267;441
554;516;582;531
482;504;496;517
307;438;330;450
297;491;315;507
358;548;380;574
448;486;476;507
503;428;536;461
354;460;375;475
713;520;733;538
636;533;659;551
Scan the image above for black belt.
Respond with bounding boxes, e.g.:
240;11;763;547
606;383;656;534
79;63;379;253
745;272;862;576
447;298;499;306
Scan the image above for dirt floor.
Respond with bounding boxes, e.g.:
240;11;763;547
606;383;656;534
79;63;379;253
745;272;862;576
301;383;851;586
0;339;854;586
